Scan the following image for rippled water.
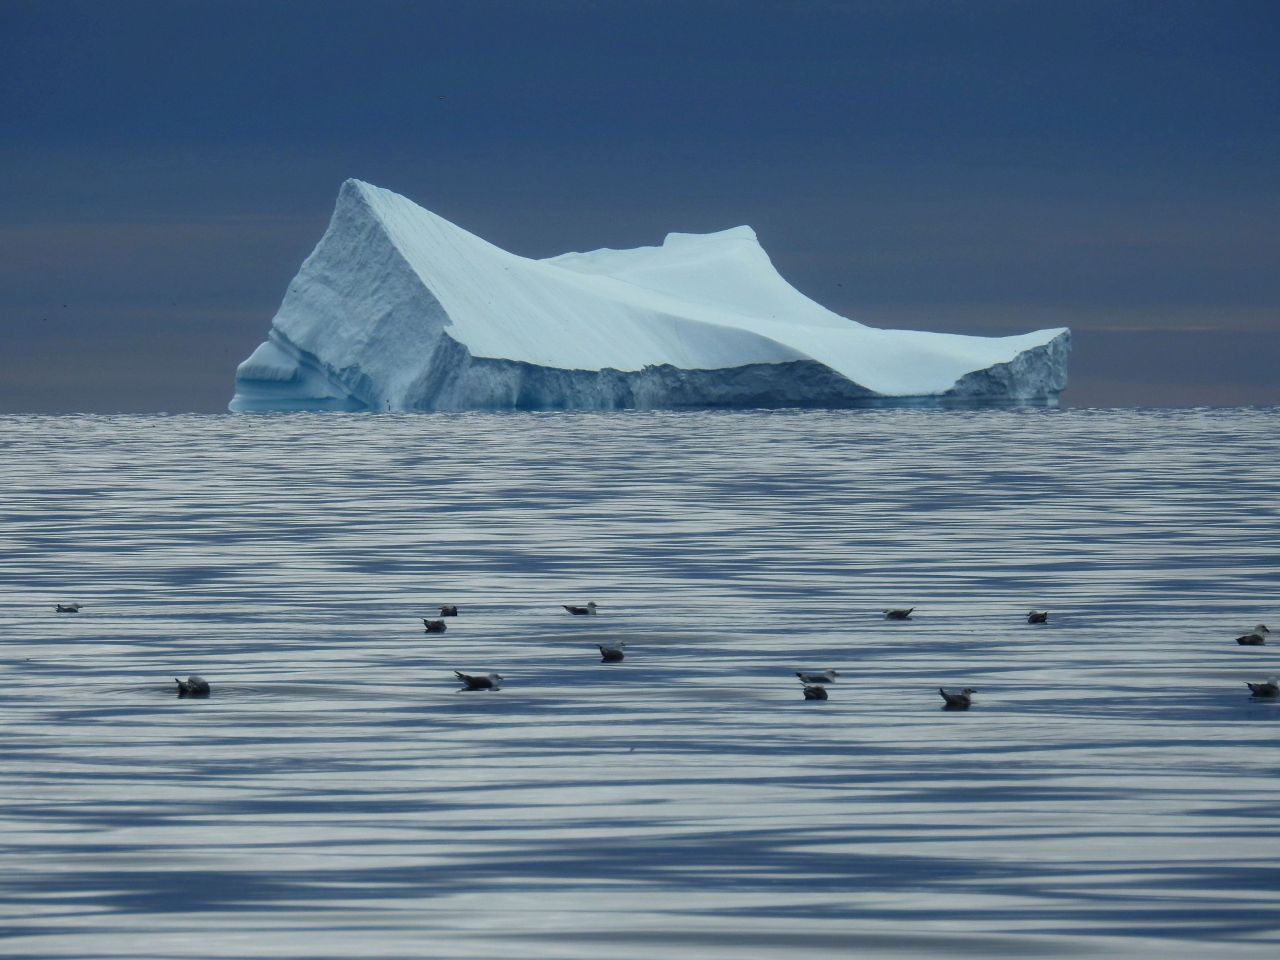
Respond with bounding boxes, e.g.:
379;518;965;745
2;408;1277;958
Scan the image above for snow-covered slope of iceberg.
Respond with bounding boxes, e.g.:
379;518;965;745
230;180;1070;412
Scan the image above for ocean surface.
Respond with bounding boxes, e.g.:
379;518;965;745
1;408;1277;959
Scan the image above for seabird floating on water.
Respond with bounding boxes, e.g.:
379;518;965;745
884;608;914;620
176;675;210;698
598;643;626;663
1246;677;1279;697
438;605;458;617
54;603;81;613
940;687;976;709
564;602;598;616
454;671;502;691
796;670;839;684
1236;624;1269;645
1027;611;1049;624
423;618;447;633
802;685;829;701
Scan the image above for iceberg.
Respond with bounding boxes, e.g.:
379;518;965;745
230;180;1069;412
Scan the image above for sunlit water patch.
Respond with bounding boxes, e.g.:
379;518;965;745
1;408;1277;958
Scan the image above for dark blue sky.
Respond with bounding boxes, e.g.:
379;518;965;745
2;0;1277;411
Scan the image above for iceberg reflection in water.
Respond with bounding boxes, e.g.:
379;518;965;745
1;408;1277;959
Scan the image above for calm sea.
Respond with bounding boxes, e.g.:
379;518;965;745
1;408;1277;959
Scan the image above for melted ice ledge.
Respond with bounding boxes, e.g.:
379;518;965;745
230;180;1070;412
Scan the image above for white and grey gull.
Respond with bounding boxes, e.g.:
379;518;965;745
1246;677;1279;697
455;671;502;691
598;642;626;663
1236;624;1269;646
939;687;976;710
175;675;210;698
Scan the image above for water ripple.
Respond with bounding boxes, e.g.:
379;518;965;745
1;408;1278;958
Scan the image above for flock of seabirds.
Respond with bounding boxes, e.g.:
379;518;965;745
50;602;1277;706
